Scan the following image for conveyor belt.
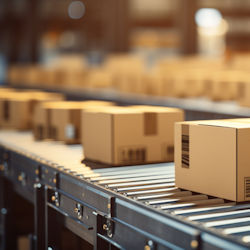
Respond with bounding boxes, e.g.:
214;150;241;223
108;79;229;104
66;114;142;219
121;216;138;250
0;130;250;248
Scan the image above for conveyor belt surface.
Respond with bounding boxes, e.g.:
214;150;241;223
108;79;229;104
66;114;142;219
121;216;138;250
0;130;250;248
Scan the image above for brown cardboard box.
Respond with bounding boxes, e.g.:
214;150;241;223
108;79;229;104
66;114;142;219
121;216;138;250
18;236;30;250
7;65;29;85
87;69;112;88
33;101;114;143
237;75;250;107
160;70;189;98
33;102;57;140
159;72;177;97
142;72;163;96
208;71;242;101
175;119;250;202
82;106;184;166
48;55;87;87
24;65;58;87
181;70;208;97
104;54;145;91
0;92;64;130
0;87;16;93
162;70;210;98
116;71;145;94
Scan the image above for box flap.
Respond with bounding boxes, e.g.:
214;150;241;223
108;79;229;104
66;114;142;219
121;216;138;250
198;120;250;129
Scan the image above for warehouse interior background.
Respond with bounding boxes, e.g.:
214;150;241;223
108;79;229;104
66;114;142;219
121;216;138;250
1;0;249;73
2;1;250;250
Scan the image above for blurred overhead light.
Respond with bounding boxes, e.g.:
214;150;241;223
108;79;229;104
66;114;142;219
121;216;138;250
195;8;222;28
68;1;85;19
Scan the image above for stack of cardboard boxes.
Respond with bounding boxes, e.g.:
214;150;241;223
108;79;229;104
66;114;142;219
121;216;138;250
0;89;64;130
33;100;114;144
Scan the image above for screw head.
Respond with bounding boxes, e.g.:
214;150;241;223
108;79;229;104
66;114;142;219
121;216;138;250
1;208;7;215
34;183;41;189
107;231;113;238
191;240;198;249
148;240;153;247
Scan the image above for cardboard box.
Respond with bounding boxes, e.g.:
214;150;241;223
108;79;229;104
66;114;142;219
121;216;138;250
33;101;114;143
87;69;112;88
18;236;30;250
162;70;211;98
7;65;29;85
82;106;184;166
0;92;64;130
33;102;56;140
0;87;16;93
142;72;163;96
104;54;145;91
208;71;242;101
160;71;189;98
175;119;250;202
116;71;145;94
24;65;60;87
237;75;250;107
181;70;209;97
159;72;177;97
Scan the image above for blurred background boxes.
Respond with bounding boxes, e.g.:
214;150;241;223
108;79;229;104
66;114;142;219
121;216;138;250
0;91;64;130
33;100;114;143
